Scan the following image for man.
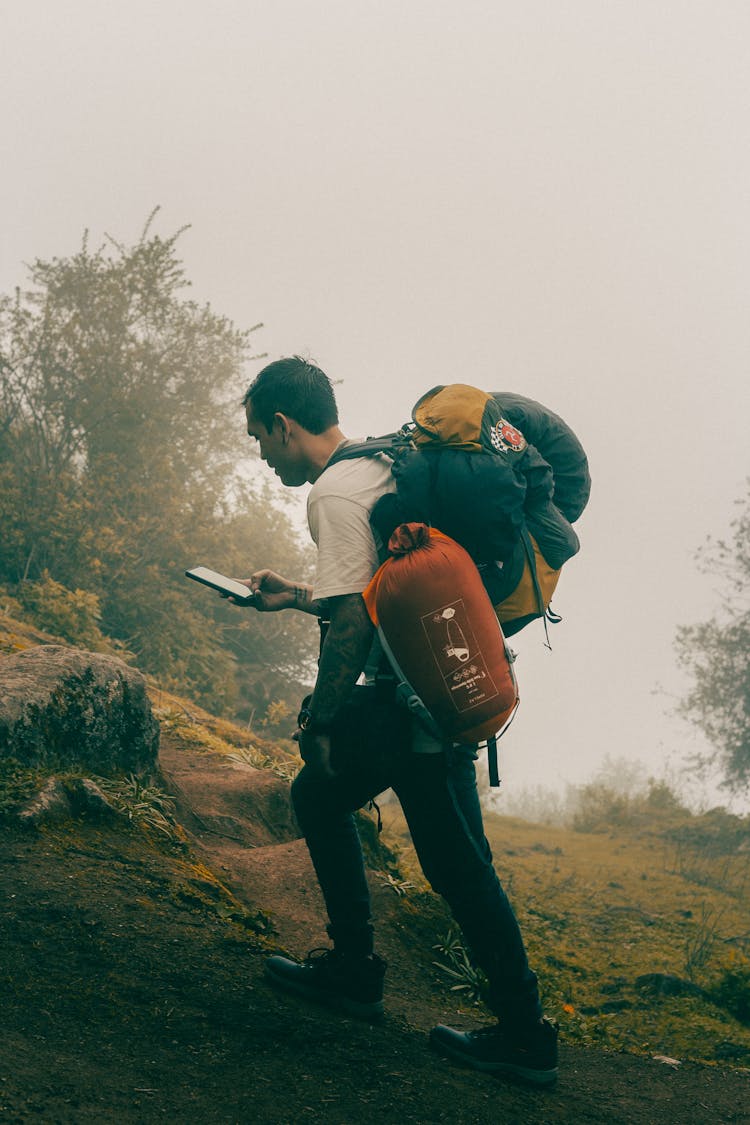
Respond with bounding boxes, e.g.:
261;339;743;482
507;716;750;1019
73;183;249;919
236;356;558;1087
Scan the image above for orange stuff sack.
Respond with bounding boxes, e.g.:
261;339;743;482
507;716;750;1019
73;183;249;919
363;523;518;744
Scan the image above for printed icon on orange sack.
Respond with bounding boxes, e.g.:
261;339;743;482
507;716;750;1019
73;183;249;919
442;607;470;662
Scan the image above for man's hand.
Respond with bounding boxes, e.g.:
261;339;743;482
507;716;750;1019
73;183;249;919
295;729;336;779
234;569;294;612
229;570;324;616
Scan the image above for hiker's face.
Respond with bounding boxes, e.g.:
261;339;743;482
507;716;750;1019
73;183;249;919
245;403;309;487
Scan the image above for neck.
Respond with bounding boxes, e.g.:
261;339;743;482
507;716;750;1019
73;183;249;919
307;427;347;482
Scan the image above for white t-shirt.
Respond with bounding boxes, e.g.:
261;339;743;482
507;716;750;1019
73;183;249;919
307;442;396;601
307;441;442;753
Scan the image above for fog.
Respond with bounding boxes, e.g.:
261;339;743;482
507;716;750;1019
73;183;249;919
2;0;748;808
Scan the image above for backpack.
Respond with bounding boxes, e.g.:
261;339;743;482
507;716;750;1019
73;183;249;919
329;384;590;637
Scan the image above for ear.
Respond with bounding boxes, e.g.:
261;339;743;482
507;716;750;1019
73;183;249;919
273;413;292;443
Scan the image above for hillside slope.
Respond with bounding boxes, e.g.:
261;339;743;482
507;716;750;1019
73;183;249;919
2;761;749;1123
1;622;749;1122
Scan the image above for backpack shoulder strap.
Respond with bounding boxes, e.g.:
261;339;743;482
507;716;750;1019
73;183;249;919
326;429;415;468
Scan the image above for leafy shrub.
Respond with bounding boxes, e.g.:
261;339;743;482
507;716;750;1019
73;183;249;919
0;758;43;817
666;806;750;856
15;572;108;651
712;953;750;1025
0;584;24;620
499;758;687;831
256;699;293;739
572;782;630;833
573;779;687;833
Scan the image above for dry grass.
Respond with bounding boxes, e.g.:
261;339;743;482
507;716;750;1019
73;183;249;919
381;801;750;1067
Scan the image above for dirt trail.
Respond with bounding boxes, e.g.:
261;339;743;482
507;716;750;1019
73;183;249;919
158;737;750;1123
1;737;748;1123
159;735;460;1029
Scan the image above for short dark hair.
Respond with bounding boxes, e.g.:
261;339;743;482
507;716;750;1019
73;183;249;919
242;356;339;434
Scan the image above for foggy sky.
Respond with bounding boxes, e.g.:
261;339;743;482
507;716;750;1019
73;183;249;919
2;1;749;808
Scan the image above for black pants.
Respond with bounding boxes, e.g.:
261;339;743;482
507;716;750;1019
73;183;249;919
291;689;541;1027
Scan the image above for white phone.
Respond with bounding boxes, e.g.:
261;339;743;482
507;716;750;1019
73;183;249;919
185;567;256;603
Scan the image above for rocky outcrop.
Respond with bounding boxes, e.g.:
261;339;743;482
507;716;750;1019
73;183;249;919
17;776;118;827
0;645;159;776
159;737;300;848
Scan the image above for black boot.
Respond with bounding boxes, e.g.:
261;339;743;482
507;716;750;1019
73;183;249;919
430;1017;558;1086
265;948;386;1021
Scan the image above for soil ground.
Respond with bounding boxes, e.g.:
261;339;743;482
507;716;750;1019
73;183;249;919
1;734;748;1124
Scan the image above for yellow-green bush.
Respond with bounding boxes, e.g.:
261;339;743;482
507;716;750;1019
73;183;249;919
15;572;108;651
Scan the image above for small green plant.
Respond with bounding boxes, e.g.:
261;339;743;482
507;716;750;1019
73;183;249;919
97;774;179;839
432;928;487;1003
684;904;724;982
226;746;298;783
378;872;414;898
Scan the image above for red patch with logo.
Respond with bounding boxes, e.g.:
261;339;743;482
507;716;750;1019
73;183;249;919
490;417;527;454
500;423;524;449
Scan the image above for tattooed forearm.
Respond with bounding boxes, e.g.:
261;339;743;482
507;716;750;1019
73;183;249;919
293;584;327;617
310;594;373;723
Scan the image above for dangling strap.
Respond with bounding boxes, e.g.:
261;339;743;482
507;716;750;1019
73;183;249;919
487;735;500;787
368;798;383;834
482;636;520;787
317;617;330;661
375;625;443;740
483;693;521;787
520;527;552;649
